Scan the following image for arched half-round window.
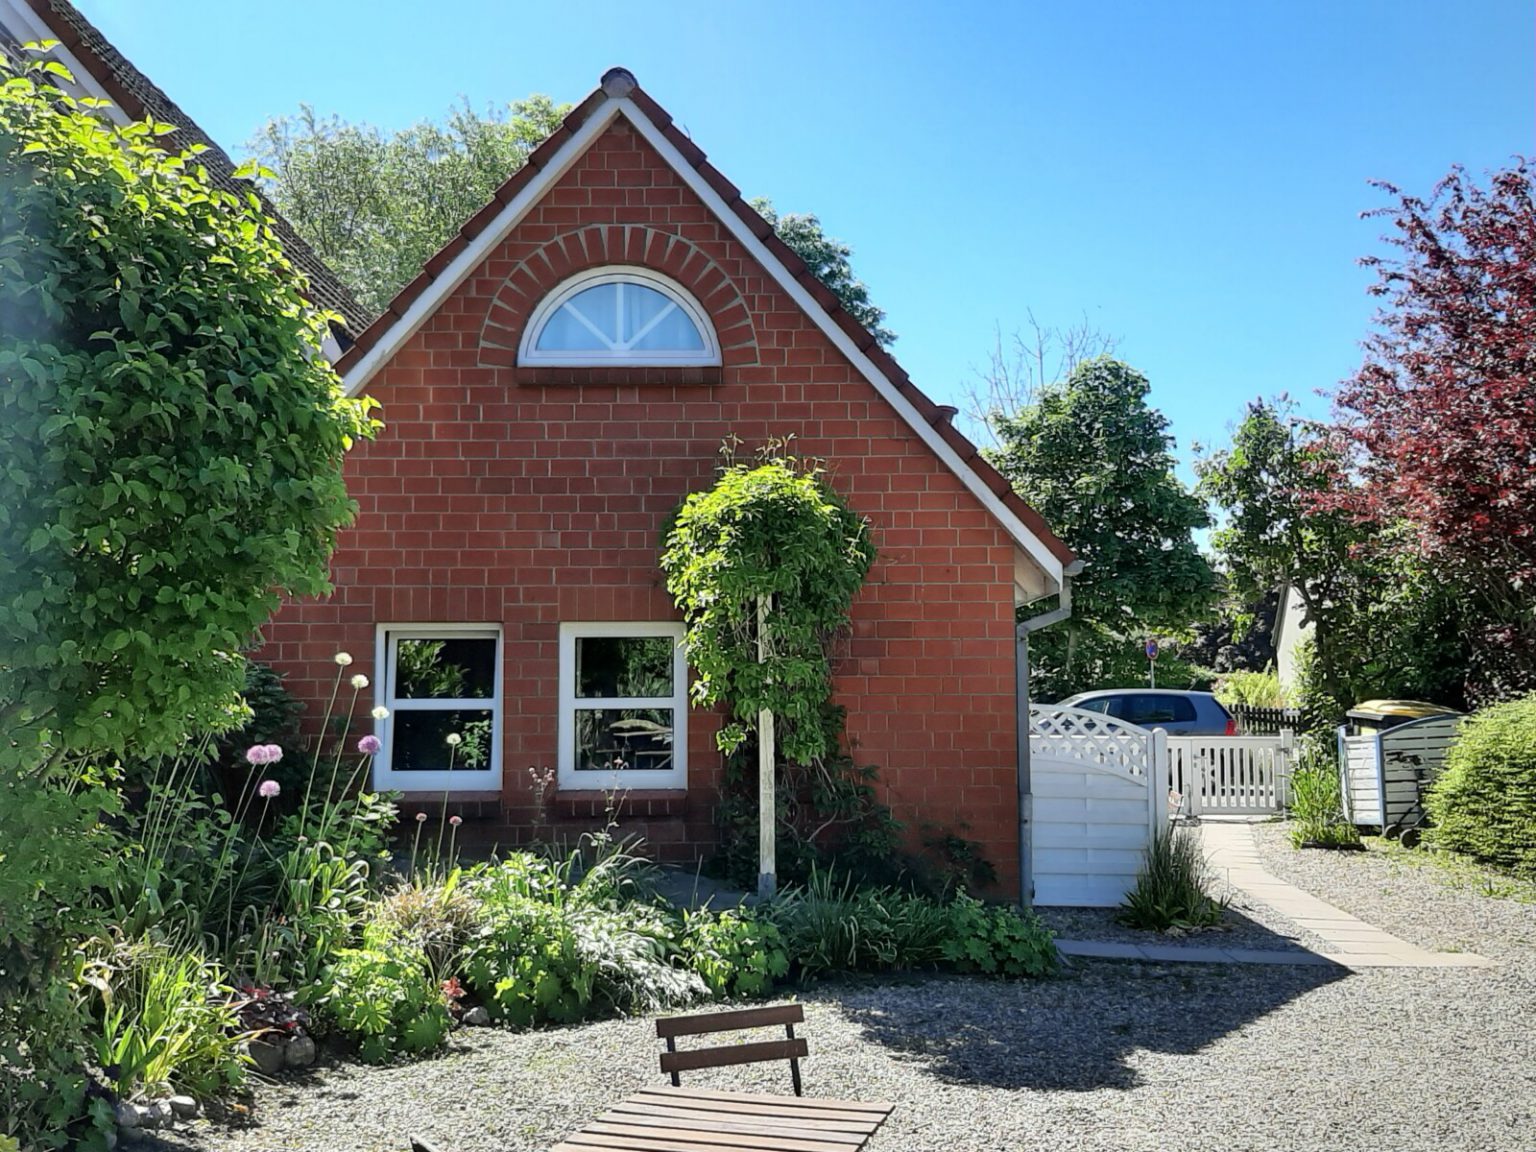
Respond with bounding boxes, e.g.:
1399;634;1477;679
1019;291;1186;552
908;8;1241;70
518;267;720;366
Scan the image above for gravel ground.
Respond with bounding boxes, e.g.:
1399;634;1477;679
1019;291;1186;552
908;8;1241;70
156;836;1535;1152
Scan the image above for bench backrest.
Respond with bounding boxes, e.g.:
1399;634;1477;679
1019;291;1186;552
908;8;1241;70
655;1003;807;1096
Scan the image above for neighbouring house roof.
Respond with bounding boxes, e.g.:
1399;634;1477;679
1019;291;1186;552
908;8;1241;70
0;0;370;341
335;66;1077;588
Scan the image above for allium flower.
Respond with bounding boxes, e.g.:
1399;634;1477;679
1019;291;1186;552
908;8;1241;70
358;735;382;755
350;674;369;690
335;652;353;666
449;815;462;827
372;705;390;720
445;733;462;747
258;780;280;799
415;812;428;823
263;744;283;765
245;744;271;766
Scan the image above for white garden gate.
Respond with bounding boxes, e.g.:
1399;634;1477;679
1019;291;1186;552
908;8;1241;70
1166;732;1294;817
1029;706;1171;907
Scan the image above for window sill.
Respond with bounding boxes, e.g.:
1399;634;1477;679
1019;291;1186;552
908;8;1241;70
518;365;721;388
554;789;688;819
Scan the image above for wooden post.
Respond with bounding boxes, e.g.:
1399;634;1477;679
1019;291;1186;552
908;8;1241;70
757;594;776;900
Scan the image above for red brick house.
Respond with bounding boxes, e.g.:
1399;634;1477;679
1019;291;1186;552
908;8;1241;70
261;68;1077;893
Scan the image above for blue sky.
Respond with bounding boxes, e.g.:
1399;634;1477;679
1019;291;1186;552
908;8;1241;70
88;1;1534;475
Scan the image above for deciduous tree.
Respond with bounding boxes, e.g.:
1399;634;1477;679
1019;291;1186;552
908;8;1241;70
988;357;1216;698
1334;160;1536;700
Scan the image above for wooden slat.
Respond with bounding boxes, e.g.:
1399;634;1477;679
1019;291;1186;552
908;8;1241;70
660;1038;808;1075
656;1004;804;1039
613;1101;881;1132
559;1136;811;1152
583;1121;853;1152
641;1087;893;1115
597;1111;868;1143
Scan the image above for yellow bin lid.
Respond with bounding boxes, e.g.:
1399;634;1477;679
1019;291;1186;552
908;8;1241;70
1347;699;1460;722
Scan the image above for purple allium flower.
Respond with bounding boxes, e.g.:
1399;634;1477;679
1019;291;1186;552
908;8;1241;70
357;734;382;755
448;815;462;827
263;744;283;765
245;745;271;766
415;812;428;823
258;780;280;799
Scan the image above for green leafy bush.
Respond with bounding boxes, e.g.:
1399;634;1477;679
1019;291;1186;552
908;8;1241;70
1117;828;1229;931
681;908;789;998
366;872;480;980
459;851;702;1028
941;894;1058;978
1214;669;1287;709
1427;698;1536;877
84;938;248;1099
1287;732;1362;849
321;945;452;1063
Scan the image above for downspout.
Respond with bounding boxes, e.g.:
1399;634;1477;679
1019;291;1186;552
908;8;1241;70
1016;559;1084;908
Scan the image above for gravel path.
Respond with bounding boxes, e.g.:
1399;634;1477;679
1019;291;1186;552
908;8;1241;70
158;837;1536;1152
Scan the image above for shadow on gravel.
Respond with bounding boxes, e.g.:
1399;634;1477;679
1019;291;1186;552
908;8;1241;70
836;961;1349;1091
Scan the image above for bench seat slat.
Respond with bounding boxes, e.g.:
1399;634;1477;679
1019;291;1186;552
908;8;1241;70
640;1087;894;1115
656;1004;804;1039
612;1101;880;1132
660;1038;808;1076
583;1120;854;1152
560;1133;822;1152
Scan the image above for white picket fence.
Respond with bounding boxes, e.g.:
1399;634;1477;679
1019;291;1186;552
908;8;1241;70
1167;732;1294;816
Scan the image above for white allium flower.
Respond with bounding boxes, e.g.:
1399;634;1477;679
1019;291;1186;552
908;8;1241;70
445;732;462;747
350;673;369;690
334;652;353;667
372;706;391;720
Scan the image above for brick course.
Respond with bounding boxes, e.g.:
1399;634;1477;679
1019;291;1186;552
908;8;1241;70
262;118;1026;891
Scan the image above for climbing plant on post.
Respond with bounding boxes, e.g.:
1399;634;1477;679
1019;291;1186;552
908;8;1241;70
661;446;875;898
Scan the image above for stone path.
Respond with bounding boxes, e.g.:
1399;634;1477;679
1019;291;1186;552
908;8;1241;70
1056;820;1491;971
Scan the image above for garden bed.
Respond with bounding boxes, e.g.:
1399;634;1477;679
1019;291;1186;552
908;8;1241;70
1034;903;1315;953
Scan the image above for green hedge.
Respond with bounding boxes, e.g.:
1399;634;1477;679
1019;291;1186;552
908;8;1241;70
1427;695;1536;878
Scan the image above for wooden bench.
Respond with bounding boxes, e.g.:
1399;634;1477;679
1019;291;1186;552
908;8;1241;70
550;1004;894;1151
657;1003;809;1096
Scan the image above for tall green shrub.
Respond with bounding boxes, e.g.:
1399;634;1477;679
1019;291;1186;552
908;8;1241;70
1427;698;1536;877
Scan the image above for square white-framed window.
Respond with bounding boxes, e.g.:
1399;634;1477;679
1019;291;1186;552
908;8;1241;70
372;624;502;792
557;621;688;792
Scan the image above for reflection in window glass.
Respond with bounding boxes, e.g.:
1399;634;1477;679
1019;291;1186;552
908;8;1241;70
573;708;674;773
576;636;674;699
395;637;496;699
390;709;494;772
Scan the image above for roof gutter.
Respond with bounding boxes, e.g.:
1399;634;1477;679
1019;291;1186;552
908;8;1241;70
1015;560;1084;908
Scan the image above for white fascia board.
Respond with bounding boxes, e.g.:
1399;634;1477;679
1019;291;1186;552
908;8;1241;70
340;103;624;398
614;98;1063;587
0;0;131;125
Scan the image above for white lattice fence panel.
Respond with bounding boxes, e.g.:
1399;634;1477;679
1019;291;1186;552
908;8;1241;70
1029;705;1153;779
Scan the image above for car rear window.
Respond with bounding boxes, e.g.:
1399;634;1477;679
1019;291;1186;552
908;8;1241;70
1110;694;1197;724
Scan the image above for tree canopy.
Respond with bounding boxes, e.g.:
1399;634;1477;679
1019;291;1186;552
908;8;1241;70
987;357;1216;698
749;198;895;347
1334;160;1536;700
252;98;568;316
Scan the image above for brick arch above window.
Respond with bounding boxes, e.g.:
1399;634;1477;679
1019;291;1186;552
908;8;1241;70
478;225;759;382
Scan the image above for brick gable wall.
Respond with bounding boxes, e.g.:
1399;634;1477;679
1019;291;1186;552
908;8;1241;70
261;119;1023;890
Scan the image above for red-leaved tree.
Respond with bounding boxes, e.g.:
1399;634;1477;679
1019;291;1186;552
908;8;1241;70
1335;159;1536;701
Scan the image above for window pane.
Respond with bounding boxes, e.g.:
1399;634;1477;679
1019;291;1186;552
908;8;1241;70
536;306;607;351
573;708;674;773
1170;698;1197;722
576;636;674;699
621;283;674;341
1124;695;1177;725
391;709;494;772
394;637;496;699
630;305;705;351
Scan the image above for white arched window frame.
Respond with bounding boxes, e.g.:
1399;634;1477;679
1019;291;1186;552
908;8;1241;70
518;267;721;367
